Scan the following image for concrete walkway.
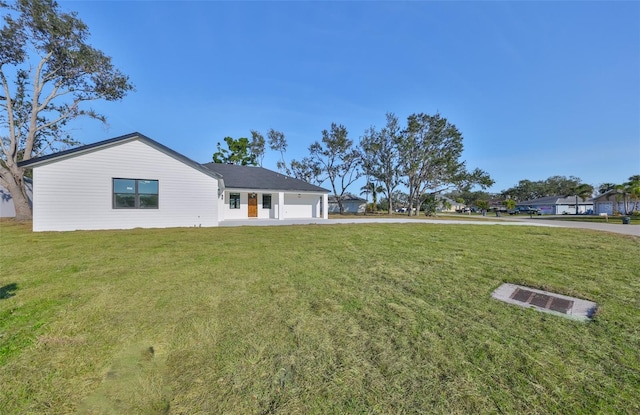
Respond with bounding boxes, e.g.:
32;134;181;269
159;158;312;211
220;216;639;236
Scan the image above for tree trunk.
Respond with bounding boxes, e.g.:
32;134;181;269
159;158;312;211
4;177;32;221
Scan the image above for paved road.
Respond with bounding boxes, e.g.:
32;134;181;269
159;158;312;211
493;216;639;236
220;216;639;236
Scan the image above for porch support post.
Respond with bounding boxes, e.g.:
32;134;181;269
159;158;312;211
278;192;285;220
323;193;328;219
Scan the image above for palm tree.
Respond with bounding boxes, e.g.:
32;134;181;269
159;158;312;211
360;182;383;213
598;183;617;195
571;184;594;215
616;175;640;215
627;175;640;213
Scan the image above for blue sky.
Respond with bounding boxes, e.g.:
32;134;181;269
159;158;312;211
59;0;639;193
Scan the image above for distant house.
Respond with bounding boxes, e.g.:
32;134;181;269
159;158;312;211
518;195;593;215
18;132;329;231
0;178;33;218
437;196;461;213
328;193;366;214
592;190;637;215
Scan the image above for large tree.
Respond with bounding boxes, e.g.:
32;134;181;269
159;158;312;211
212;136;257;165
0;0;134;220
445;189;494;207
501;176;582;201
360;113;402;214
267;128;289;174
249;130;265;166
397;113;493;215
302;123;362;214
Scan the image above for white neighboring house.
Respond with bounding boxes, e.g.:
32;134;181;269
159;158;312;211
592;190;638;215
327;193;366;214
0;178;33;218
437;196;461;213
517;195;593;215
18;133;329;232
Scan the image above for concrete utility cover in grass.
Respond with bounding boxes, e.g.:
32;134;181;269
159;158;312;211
491;283;597;321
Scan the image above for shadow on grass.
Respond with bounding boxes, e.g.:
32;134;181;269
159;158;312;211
0;283;17;299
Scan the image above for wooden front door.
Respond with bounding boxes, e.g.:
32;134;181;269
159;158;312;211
248;193;258;217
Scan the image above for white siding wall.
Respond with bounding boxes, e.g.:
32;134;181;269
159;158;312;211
221;191;278;219
258;193;276;219
220;191;323;220
32;140;219;231
328;200;365;213
222;191;248;220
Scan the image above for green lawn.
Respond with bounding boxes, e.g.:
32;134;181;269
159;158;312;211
1;221;639;414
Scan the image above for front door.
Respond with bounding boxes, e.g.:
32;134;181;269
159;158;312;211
248;193;258;217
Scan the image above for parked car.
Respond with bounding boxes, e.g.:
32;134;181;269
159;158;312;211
510;206;541;215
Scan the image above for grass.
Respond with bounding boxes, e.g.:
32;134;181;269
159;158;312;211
1;220;639;414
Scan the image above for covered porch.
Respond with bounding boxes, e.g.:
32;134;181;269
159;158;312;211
219;190;328;222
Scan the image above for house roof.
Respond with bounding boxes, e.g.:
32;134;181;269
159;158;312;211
592;189;619;202
17;132;328;193
202;162;329;193
518;195;593;205
17;132;222;180
328;193;365;203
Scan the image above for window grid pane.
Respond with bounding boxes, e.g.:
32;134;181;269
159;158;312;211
114;179;136;193
113;179;159;209
230;193;240;209
262;194;272;209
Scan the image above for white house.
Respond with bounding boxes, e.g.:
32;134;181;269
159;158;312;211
327;193;366;214
517;196;593;215
18;133;329;231
592;190;638;215
202;162;328;221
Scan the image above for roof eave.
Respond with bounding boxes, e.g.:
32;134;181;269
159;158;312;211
17;132;223;180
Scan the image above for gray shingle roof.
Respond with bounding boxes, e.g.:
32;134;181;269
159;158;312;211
18;132;222;180
202;163;329;193
519;195;592;205
17;132;328;193
328;193;365;202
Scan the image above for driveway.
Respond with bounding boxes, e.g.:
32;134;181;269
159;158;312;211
220;216;639;236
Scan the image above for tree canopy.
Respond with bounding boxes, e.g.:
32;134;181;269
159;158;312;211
360;113;402;213
0;0;134;220
212;136;257;166
500;176;584;201
397;113;493;215
289;113;492;215
297;123;362;214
